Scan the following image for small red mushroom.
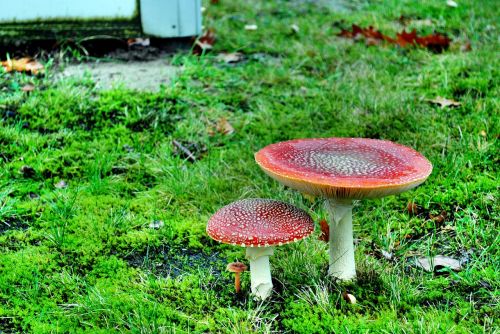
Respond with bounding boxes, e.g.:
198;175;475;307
226;261;247;293
255;138;432;280
207;199;314;300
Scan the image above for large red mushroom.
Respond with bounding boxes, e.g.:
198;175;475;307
207;198;314;300
255;138;432;280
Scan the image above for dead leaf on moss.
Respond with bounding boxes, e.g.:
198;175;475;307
127;38;150;47
460;41;472;52
342;292;357;304
318;219;329;242
1;58;44;74
430;210;448;224
415;255;462;272
407;201;420;215
337;24;450;52
216;52;244;64
193;29;216;55
216;117;234;135
428;96;461;108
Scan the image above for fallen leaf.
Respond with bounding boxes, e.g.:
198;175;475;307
415;255;462;272
244;24;258;31
430;210;448;224
407;201;419;215
460;41;472;52
216;52;244;64
1;58;44;74
54;180;68;189
381;250;394;261
427;96;461;108
342;292;357;304
440;224;456;232
149;220;164;229
479;130;487;137
127;38;150;47
337;24;450;52
216;117;234;135
337;24;393;45
193;29;216;55
21;84;35;92
318;219;329;242
447;0;458;7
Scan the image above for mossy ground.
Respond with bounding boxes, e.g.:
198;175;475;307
0;0;499;333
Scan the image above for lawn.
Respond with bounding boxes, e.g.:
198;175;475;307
0;0;499;333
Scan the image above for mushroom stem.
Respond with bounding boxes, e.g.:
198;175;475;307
325;199;356;280
234;272;241;293
245;247;274;300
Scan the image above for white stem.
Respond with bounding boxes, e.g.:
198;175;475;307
325;199;356;280
245;247;274;300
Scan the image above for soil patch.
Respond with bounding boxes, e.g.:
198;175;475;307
61;59;180;92
124;245;227;278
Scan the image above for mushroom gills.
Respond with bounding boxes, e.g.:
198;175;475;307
245;247;274;300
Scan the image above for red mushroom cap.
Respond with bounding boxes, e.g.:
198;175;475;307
255;138;432;199
207;199;314;247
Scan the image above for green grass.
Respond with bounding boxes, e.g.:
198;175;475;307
1;0;499;332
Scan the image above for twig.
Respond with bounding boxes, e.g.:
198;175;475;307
172;140;197;162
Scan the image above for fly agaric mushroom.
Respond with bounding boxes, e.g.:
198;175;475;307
207;199;314;300
227;261;248;293
255;138;432;280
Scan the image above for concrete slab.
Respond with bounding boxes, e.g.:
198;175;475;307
61;59;180;91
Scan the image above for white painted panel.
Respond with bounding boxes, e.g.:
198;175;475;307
178;0;202;36
140;0;179;37
141;0;201;37
0;0;137;22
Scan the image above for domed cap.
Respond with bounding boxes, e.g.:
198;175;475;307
207;199;314;247
255;138;432;200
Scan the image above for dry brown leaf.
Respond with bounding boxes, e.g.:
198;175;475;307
216;52;244;64
127;38;150;47
208;118;235;136
216;117;234;135
318;219;329;242
407;201;419;215
337;24;450;52
193;29;216;55
342;292;357;304
430;210;448;224
460;41;472;52
1;58;44;74
415;255;462;272
427;96;461;108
